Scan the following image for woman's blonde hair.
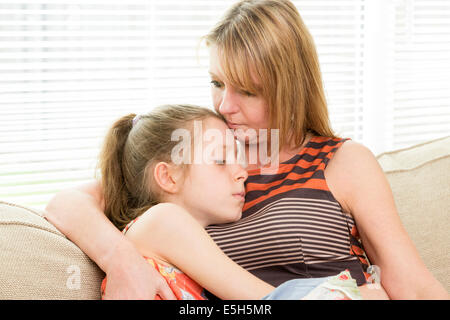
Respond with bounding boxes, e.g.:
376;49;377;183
203;0;336;150
97;104;222;230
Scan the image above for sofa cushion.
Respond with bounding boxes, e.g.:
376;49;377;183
377;135;450;292
0;201;104;299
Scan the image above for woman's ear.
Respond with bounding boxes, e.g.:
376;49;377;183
152;162;183;194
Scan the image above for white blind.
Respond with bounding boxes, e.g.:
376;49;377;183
1;1;151;208
391;0;450;149
141;0;232;106
1;0;449;210
293;0;365;141
0;0;230;209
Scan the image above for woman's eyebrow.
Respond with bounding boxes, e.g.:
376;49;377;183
209;70;262;93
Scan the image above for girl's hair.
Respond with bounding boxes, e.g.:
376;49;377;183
203;0;336;150
97;104;222;230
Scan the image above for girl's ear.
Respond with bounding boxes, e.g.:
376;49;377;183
152;162;183;194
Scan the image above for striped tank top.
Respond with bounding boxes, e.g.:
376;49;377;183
206;136;371;288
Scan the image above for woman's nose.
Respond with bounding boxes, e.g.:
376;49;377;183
218;88;240;115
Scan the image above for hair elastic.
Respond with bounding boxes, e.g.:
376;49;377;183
132;114;142;127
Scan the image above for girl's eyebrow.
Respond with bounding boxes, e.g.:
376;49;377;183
208;71;220;78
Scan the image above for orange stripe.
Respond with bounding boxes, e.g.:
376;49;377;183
351;225;360;238
358;257;369;265
247;142;341;178
350;245;365;256
246;163;323;192
246;170;314;192
246;154;331;194
312;136;339;143
246;157;327;186
302;142;340;157
243;178;329;212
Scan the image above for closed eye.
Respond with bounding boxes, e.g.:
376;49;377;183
210;80;222;88
237;87;255;97
214;159;226;165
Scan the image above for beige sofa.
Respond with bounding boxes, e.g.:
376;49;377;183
1;136;449;299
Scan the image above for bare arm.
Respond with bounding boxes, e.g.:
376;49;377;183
326;141;449;299
44;180;176;300
124;202;275;300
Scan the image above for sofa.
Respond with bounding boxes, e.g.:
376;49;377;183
1;136;449;299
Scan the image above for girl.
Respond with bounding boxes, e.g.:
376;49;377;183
98;104;362;300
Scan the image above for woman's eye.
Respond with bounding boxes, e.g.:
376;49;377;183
241;90;255;97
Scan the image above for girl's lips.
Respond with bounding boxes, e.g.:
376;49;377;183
233;192;245;201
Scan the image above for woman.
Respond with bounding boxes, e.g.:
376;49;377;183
44;0;448;299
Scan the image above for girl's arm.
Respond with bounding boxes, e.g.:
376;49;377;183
124;202;275;300
325;141;449;299
44;180;176;300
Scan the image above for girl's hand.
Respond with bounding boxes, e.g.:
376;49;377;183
102;238;177;300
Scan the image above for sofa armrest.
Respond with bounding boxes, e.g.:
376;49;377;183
0;201;105;300
377;136;450;292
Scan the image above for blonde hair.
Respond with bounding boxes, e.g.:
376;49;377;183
97;104;222;230
203;0;336;150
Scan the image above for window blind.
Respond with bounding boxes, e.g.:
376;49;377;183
1;0;449;210
391;0;450;149
0;0;230;209
1;1;151;208
293;0;365;142
140;0;232;107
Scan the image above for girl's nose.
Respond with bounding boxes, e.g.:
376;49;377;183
234;164;248;182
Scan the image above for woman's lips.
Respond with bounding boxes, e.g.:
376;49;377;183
227;121;241;129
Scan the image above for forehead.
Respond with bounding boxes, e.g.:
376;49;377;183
208;45;262;92
204;116;228;129
202;117;233;142
198;117;236;150
208;45;223;76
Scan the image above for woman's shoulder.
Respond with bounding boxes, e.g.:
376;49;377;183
315;136;380;184
289;134;354;164
328;139;377;169
324;139;385;212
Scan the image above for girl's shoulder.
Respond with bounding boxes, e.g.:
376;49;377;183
123;203;197;266
126;202;192;234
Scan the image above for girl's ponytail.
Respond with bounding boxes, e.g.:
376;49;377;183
97;114;141;230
